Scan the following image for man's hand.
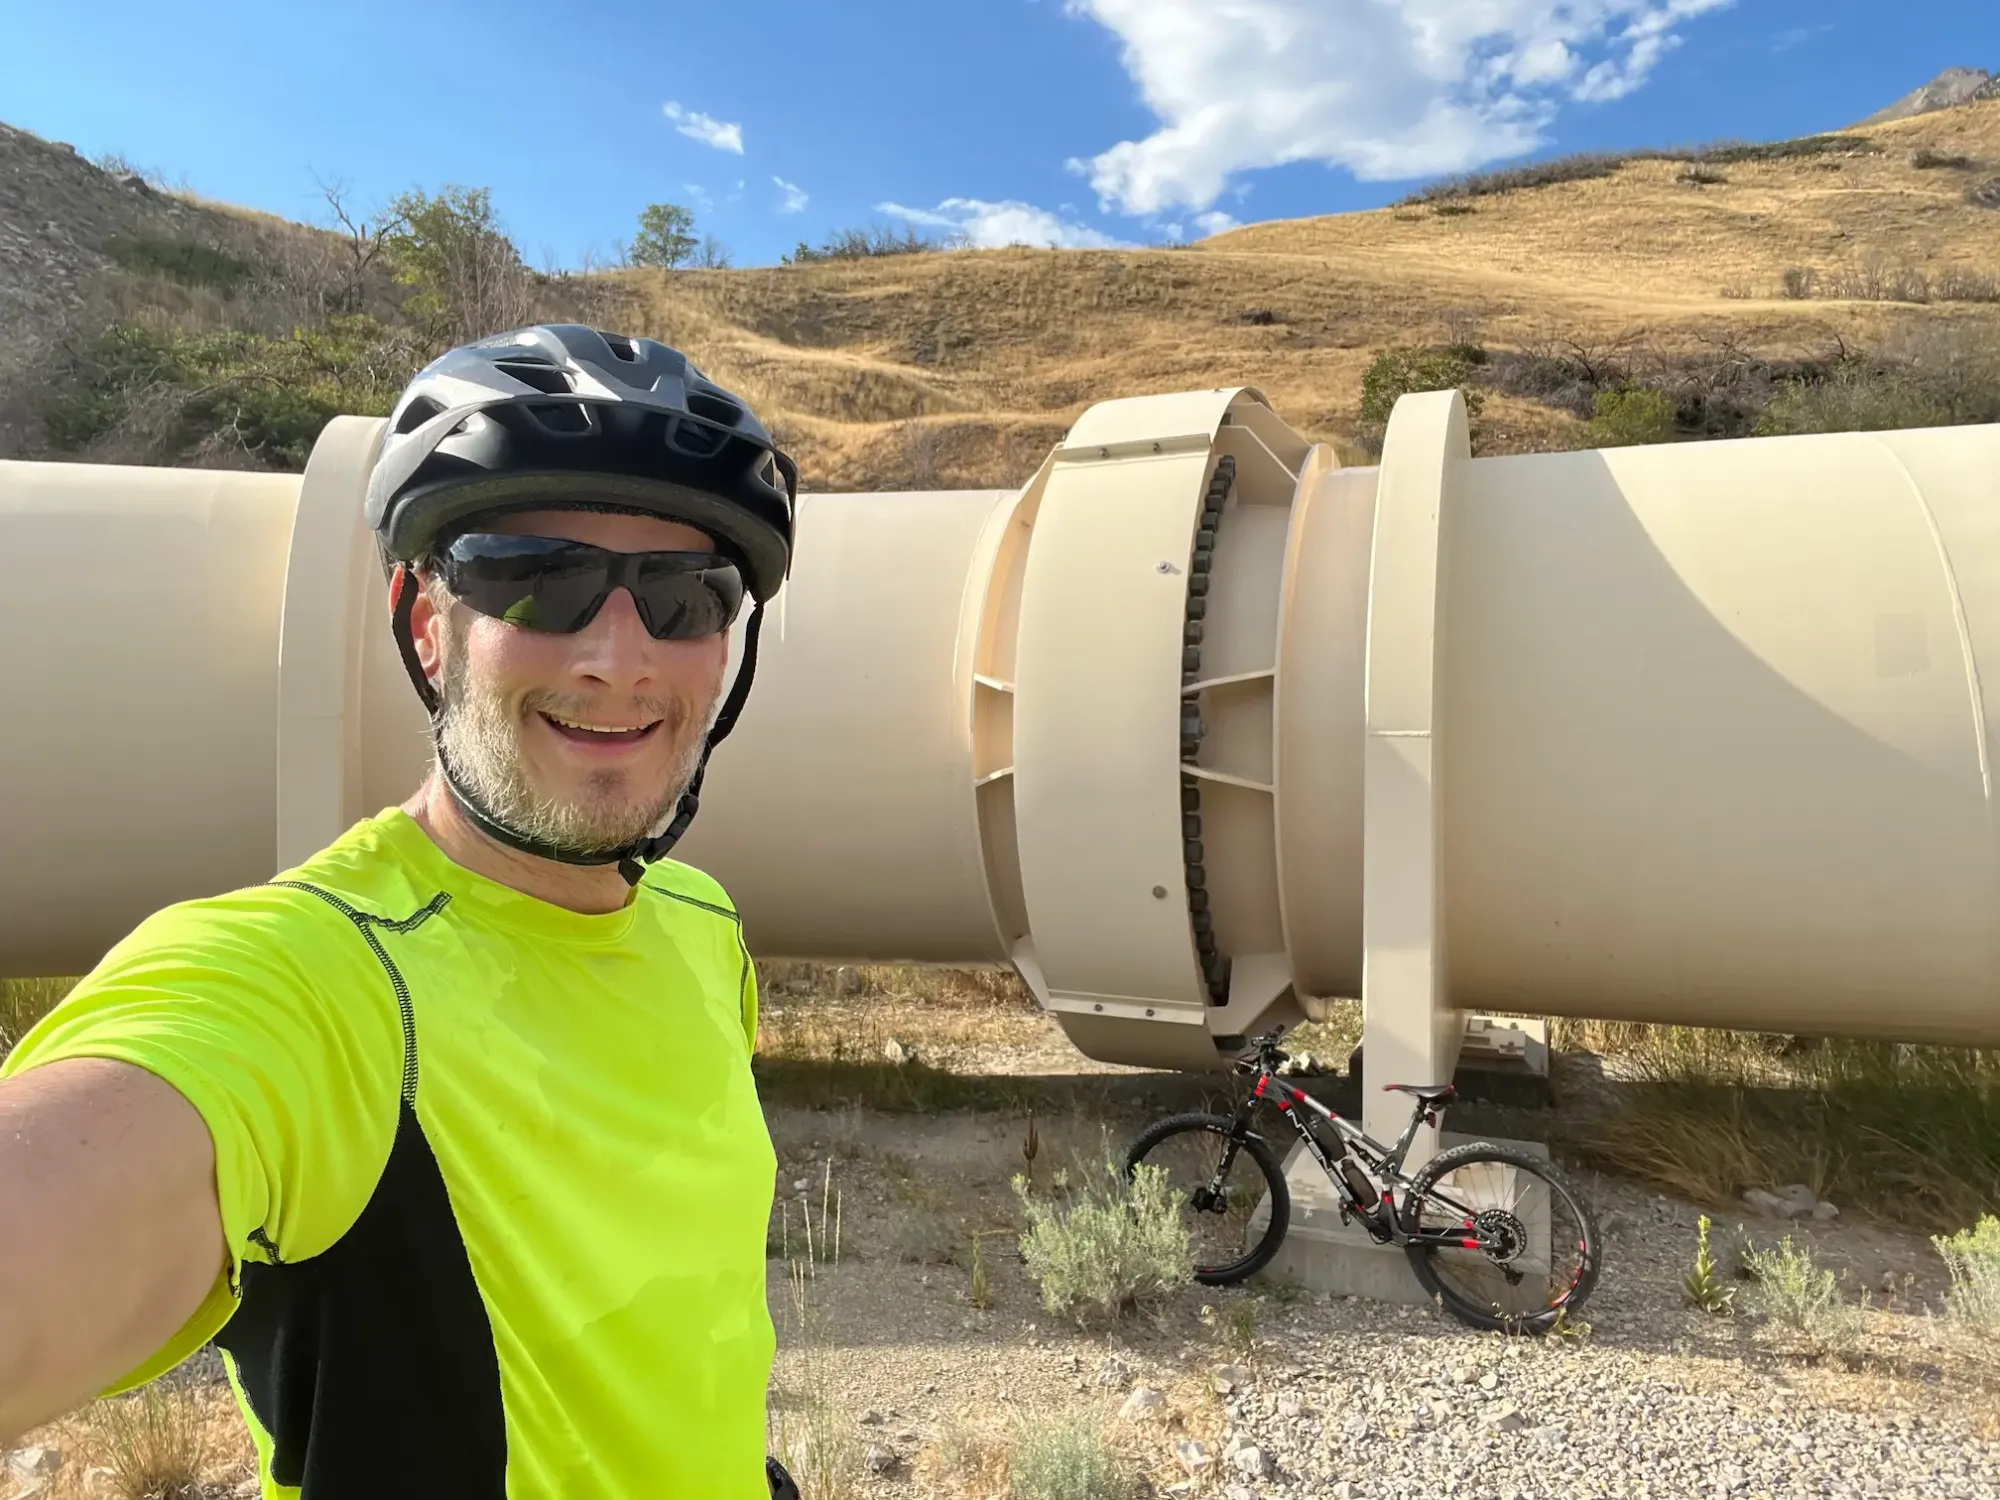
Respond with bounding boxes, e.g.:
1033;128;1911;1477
0;1058;226;1443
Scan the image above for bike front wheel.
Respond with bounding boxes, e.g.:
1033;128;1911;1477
1399;1140;1603;1333
1124;1113;1290;1286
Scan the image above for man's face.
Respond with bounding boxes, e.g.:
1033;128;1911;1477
406;508;733;859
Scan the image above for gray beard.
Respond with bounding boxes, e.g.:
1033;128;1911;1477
431;626;711;861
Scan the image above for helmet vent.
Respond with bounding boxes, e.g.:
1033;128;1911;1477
527;401;592;434
494;360;574;395
686;391;744;427
394;395;446;434
602;334;639;362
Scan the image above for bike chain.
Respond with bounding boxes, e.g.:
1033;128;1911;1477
1181;454;1234;1006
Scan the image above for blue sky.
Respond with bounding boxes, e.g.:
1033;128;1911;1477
1;1;1991;268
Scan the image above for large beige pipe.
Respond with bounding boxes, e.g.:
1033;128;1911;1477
0;463;299;975
4;397;1997;1091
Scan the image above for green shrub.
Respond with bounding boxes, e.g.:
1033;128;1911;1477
1758;367;1985;437
783;224;959;263
1932;1214;2000;1330
1011;1157;1191;1323
1700;134;1872;165
46;315;422;468
102;233;252;294
1742;1234;1858;1352
1008;1412;1132;1500
1912;150;1975;171
1358;345;1486;425
1587;386;1679;447
1396;135;1871;206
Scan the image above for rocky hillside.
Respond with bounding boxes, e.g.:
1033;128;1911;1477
1862;66;2000;125
3;95;1999;490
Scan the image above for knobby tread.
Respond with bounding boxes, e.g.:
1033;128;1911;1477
1125;1112;1291;1285
1399;1139;1604;1333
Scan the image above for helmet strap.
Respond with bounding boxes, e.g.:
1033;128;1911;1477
388;565;767;887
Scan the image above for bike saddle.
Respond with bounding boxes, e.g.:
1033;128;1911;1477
1382;1082;1458;1104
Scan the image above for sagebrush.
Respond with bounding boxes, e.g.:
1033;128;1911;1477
1007;1411;1132;1500
1012;1156;1192;1323
1741;1234;1858;1353
1932;1214;2000;1330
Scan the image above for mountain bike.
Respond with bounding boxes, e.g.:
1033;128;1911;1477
1123;1027;1601;1332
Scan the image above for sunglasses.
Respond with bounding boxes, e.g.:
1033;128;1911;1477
432;532;746;640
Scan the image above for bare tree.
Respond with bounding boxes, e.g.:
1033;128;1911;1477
313;173;407;317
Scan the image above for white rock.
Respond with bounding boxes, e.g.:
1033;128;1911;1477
1230;1445;1273;1479
1742;1188;1796;1218
1812;1200;1840;1221
1212;1362;1251;1394
1119;1386;1165;1422
861;1444;897;1475
1097;1354;1133;1388
1176;1439;1213;1473
1479;1371;1500;1392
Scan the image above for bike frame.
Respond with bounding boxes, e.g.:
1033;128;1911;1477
1226;1058;1492;1253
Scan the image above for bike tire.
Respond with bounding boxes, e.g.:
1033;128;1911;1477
1399;1140;1603;1333
1124;1113;1291;1286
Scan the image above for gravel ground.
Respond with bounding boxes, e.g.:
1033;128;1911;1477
765;1105;2000;1500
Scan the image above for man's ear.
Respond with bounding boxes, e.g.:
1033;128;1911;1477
392;565;447;684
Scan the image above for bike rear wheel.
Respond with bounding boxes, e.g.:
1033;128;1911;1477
1399;1140;1602;1333
1124;1113;1290;1285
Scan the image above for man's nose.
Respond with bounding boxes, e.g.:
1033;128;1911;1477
565;586;657;688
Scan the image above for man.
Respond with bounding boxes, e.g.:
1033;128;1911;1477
0;326;801;1499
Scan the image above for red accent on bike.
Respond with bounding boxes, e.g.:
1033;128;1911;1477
1252;1076;1268;1099
1460;1238;1480;1248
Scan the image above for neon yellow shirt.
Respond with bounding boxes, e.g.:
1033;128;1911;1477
0;808;777;1499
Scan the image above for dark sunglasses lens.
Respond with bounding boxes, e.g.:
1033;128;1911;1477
631;554;745;639
443;536;608;631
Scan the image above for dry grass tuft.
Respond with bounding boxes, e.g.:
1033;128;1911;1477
767;1259;860;1500
1552;1020;2000;1233
0;978;77;1061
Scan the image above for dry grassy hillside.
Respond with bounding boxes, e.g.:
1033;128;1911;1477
590;101;2000;489
4;104;1997;489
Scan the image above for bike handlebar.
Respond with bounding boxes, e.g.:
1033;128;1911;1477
1230;1025;1294;1072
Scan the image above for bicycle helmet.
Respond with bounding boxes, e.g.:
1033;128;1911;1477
366;324;799;882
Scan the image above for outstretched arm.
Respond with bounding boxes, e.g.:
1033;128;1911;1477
0;1057;226;1443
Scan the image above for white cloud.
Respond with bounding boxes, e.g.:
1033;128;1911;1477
684;183;715;212
1192;210;1239;237
878;197;1134;250
1061;0;1734;214
773;176;810;213
662;101;744;154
